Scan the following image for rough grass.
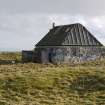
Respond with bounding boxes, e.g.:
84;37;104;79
0;52;104;104
0;52;21;61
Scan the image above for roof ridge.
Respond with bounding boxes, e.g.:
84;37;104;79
54;23;83;28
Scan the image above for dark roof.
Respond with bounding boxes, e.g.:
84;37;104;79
36;23;103;47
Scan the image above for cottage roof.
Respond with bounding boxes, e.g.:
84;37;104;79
36;23;103;47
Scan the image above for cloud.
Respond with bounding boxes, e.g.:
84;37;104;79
0;13;51;51
0;13;104;51
0;0;105;16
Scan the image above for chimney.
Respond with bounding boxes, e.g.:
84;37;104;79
52;22;55;28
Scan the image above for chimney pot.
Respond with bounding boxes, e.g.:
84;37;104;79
52;22;55;28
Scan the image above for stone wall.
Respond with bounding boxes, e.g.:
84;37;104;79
34;47;105;64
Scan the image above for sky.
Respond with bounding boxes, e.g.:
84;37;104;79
0;0;105;51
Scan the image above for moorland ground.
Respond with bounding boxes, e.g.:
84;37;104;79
0;52;104;105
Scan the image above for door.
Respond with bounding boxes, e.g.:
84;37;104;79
41;49;49;63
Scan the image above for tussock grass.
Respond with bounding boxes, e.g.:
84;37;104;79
0;52;104;104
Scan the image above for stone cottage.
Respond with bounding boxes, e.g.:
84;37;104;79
23;23;104;63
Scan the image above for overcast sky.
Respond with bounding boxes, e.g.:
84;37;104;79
0;0;105;51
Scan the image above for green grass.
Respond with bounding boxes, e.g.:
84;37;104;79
0;52;104;104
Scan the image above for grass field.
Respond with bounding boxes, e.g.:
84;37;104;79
0;52;21;61
0;52;105;105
